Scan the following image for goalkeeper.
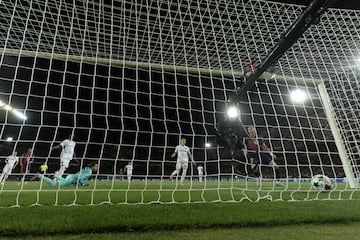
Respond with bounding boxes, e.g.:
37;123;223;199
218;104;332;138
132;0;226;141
40;163;98;187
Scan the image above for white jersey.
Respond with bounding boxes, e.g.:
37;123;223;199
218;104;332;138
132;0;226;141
175;145;191;163
197;166;204;175
125;164;133;175
60;139;76;159
5;156;18;168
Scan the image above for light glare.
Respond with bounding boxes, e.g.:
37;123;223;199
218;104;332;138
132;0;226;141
0;99;27;121
290;89;307;103
227;106;239;118
13;110;27;120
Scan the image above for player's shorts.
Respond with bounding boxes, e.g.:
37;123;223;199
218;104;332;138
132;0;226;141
247;152;272;165
176;161;189;170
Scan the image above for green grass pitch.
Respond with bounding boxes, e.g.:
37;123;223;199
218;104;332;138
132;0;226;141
0;180;360;239
0;180;359;206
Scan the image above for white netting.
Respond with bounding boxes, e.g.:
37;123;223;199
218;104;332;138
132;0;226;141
0;0;359;206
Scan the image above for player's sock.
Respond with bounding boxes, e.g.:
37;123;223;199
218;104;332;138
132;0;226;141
170;170;179;180
180;169;187;182
275;168;281;179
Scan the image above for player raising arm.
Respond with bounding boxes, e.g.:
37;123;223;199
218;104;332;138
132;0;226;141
169;136;196;186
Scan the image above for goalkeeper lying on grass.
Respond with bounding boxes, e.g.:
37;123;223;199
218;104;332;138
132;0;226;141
40;163;98;187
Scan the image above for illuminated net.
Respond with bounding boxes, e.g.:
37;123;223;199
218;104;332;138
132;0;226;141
0;0;359;206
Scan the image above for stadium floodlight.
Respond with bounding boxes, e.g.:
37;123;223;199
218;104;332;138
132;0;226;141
6;137;13;142
226;106;240;119
290;89;307;103
0;100;27;121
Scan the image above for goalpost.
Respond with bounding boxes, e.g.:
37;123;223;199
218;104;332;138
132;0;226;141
0;0;359;207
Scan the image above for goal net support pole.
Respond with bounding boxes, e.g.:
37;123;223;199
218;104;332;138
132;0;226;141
317;82;358;188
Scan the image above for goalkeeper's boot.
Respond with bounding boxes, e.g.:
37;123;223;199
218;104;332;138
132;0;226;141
178;182;184;186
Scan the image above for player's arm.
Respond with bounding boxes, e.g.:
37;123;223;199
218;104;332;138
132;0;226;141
262;142;275;159
52;144;61;151
171;146;178;158
241;144;248;156
189;152;196;166
13;159;19;169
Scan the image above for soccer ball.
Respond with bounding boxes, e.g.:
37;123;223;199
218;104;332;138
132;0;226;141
311;174;332;191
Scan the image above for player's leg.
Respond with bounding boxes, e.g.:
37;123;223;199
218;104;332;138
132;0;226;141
58;175;75;186
127;173;131;183
4;172;11;181
56;159;70;178
0;170;6;183
24;165;31;184
170;162;182;180
260;152;282;185
268;159;282;185
1;166;12;184
54;175;65;181
248;154;261;186
179;163;188;185
0;165;11;183
18;167;24;185
40;175;57;187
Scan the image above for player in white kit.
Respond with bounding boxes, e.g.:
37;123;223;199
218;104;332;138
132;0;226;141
170;137;196;186
0;151;19;184
124;161;133;183
52;134;76;178
197;164;204;182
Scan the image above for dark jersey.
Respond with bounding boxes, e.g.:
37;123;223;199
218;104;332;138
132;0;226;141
244;137;265;153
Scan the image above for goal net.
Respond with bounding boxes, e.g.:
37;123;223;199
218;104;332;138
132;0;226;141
0;0;359;206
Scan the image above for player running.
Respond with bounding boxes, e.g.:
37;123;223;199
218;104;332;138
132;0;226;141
169;136;196;186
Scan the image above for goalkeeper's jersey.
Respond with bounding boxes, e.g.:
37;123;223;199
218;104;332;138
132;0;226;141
70;167;92;185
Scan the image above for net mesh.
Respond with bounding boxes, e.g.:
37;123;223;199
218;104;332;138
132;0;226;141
0;0;359;206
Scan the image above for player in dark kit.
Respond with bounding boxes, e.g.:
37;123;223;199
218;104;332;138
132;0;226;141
242;127;282;186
